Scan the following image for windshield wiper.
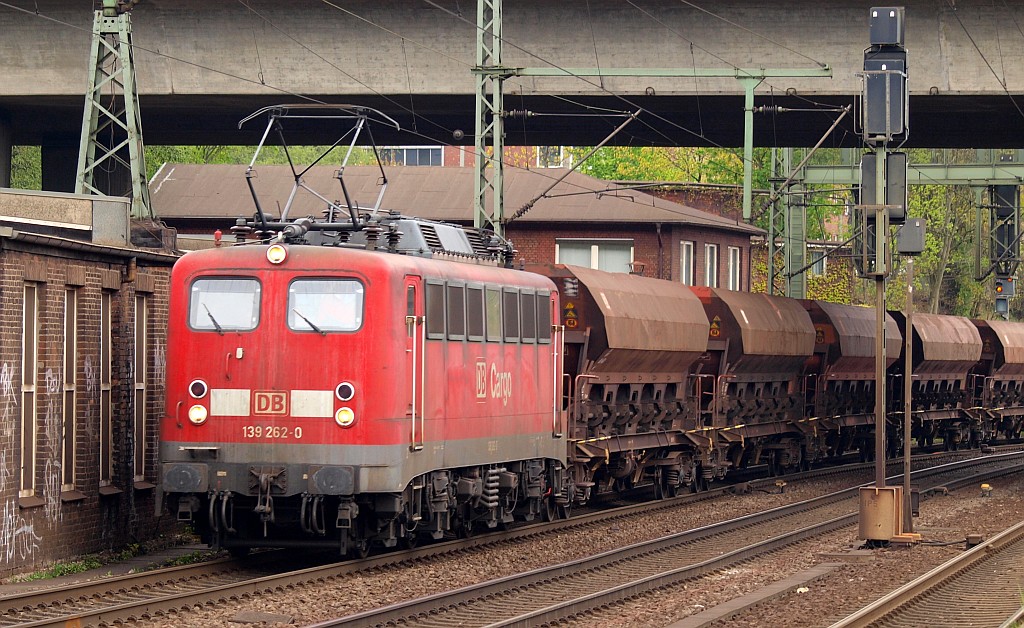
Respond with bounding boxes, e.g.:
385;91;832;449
203;304;224;335
292;309;326;336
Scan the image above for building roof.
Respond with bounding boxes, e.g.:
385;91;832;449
150;164;764;235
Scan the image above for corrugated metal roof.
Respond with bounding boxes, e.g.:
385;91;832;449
149;164;763;235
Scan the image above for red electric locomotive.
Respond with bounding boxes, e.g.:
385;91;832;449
160;221;568;555
160;106;569;555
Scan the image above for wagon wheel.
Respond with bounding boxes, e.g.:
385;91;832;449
349;538;370;560
652;467;665;501
665;480;679;498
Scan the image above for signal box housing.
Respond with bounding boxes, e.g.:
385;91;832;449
870;7;905;46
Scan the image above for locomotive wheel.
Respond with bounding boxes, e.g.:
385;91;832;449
227;546;251;559
542;496;557;522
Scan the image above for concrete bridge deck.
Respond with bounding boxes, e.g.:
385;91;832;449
0;0;1022;151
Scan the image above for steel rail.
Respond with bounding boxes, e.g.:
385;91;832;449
830;518;1024;628
308;456;1024;628
3;451;1020;627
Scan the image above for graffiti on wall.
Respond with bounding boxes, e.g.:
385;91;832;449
0;362;41;565
42;368;63;522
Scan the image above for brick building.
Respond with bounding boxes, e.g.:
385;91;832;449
0;189;176;578
150;164;762;289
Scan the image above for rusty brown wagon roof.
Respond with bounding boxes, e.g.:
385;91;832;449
714;289;815;357
815;301;901;361
567;265;710;354
984;319;1024;365
149;164;763;235
913;313;982;362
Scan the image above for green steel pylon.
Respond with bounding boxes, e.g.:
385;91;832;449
76;0;152;219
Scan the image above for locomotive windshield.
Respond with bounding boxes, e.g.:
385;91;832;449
189;278;261;332
288;279;364;333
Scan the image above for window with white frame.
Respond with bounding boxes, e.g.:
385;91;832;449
379;146;442;166
810;250;827;275
134;295;148;481
681;241;695;286
20;283;39;497
704;243;719;287
556;239;634;273
62;289;78;490
99;291;113;486
537;146;564;168
727;246;741;291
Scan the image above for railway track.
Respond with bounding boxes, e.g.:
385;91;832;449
829;518;1024;628
308;452;1024;628
0;450;1017;627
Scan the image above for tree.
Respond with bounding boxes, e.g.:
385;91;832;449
567;145;770;188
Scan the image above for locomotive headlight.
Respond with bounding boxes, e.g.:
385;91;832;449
188;404;209;425
189;379;209;399
335;407;355;428
336;381;355;402
267;244;288;265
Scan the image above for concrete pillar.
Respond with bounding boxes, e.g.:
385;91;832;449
0;114;11;188
41;143;78;193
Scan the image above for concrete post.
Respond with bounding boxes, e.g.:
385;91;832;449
0;114;11;188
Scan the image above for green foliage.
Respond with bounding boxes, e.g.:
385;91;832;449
145;145;379;180
749;244;853;303
567;145;772;189
12;556;103;582
159;550;217;568
10;145;41;190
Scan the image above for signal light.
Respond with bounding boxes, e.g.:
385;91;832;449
996;277;1015;297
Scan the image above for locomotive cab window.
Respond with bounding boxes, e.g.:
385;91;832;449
287;279;364;333
537;291;552;343
189;278;261;331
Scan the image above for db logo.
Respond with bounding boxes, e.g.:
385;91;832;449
254;391;288;415
475;359;488;399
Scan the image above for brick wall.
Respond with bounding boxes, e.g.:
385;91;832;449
0;243;173;578
645;187;745;223
506;223;754;289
